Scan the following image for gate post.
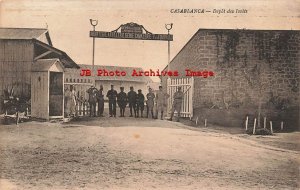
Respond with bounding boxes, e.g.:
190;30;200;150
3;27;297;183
167;77;171;117
190;77;194;118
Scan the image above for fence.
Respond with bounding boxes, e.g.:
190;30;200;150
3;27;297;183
167;77;194;118
72;101;109;116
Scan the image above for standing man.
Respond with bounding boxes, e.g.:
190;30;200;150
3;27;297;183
127;86;137;117
97;85;104;117
168;86;184;122
136;89;145;118
86;85;98;117
64;87;70;117
155;86;170;120
107;85;118;117
146;88;155;119
69;85;77;117
117;87;127;117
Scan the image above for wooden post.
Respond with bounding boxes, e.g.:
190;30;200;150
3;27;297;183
87;103;89;116
281;121;284;130
96;102;98;114
253;118;257;135
264;117;266;129
83;102;86;116
79;102;82;116
204;119;207;127
270;121;273;134
245;116;249;131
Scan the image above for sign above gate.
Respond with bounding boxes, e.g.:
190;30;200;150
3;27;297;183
90;22;173;41
120;22;143;34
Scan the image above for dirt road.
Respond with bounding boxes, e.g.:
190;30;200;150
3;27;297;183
0;117;299;190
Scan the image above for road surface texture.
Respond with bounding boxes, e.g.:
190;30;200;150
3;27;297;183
0;117;299;190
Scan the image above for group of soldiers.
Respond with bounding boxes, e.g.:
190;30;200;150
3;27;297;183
85;84;184;121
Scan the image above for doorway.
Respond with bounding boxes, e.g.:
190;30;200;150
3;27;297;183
49;72;63;116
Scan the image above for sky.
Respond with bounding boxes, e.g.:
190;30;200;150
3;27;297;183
1;0;299;82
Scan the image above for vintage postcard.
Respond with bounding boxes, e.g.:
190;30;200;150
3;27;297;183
0;0;299;189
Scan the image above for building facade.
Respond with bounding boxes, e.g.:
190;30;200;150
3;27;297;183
161;29;300;130
0;28;79;115
64;64;153;102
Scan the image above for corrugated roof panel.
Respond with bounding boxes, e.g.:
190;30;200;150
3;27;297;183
0;28;48;40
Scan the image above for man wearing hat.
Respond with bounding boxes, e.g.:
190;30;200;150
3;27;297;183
127;86;137;117
136;89;145;118
97;85;104;117
168;86;184;122
107;85;118;117
69;85;77;117
86;85;98;117
117;87;127;117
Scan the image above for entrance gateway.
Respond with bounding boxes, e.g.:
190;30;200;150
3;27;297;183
167;77;194;119
90;22;173;41
90;22;194;118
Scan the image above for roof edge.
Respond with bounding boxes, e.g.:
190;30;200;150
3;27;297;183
78;64;144;70
0;27;48;30
189;28;300;32
33;39;80;69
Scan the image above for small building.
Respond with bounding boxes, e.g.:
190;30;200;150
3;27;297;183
31;59;64;120
161;29;300;130
0;27;79;119
64;64;153;101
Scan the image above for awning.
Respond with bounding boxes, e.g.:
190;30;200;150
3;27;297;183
32;58;64;72
33;39;80;69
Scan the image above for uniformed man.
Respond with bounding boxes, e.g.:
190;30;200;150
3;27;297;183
69;85;77;117
117;87;127;117
86;85;98;117
107;85;118;117
155;86;170;120
136;89;145;118
146;88;155;119
127;86;137;117
168;86;184;122
97;85;104;117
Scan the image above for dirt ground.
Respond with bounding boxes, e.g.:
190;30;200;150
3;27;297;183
0;116;299;190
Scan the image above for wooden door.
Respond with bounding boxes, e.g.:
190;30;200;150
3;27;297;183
49;72;63;116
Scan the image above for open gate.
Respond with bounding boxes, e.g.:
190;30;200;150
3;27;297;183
167;77;194;119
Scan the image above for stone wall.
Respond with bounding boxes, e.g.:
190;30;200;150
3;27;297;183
162;29;300;130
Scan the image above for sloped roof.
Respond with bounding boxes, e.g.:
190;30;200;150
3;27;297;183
33;39;79;69
0;27;78;68
32;58;63;72
66;64;153;83
0;28;46;39
0;27;52;45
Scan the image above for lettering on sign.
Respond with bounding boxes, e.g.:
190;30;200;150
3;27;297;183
90;22;173;41
120;22;143;33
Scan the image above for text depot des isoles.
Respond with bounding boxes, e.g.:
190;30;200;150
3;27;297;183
80;69;215;78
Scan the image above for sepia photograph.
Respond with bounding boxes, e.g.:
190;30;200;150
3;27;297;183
0;0;299;189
